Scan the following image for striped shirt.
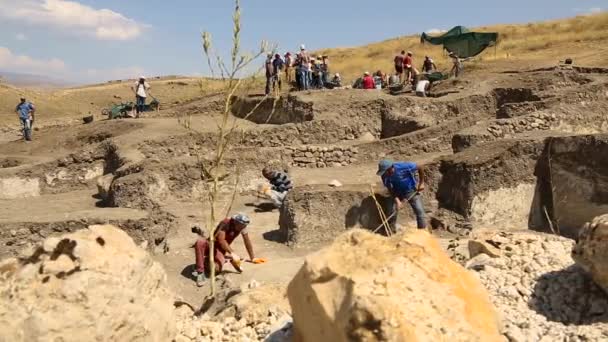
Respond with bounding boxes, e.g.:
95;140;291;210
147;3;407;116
269;171;293;193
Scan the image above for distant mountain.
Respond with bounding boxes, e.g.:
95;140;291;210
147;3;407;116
0;71;73;88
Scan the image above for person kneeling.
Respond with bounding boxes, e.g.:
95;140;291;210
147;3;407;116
192;214;255;287
261;167;293;208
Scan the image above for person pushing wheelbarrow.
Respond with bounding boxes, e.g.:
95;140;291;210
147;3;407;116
376;159;427;232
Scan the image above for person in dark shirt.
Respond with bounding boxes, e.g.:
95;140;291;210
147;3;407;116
272;54;285;92
394;50;405;83
422;56;437;73
261;167;293;207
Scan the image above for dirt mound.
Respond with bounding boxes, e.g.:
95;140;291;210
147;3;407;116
279;185;395;246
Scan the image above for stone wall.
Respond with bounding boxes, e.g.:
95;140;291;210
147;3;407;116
452;112;559;153
289;145;359;168
230;94;314;124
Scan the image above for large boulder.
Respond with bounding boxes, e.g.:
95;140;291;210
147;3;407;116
287;229;502;342
0;225;176;342
572;214;608;294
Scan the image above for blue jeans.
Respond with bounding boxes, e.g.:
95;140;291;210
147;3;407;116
20;117;32;141
136;96;146;114
389;192;426;229
298;69;309;90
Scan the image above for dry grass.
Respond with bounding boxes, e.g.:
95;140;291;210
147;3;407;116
1;13;606;127
315;13;608;82
0;77;225;126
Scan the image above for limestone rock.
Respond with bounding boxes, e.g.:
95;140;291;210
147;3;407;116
328;180;343;187
287;229;502;342
0;225;176;342
96;173;114;201
469;239;501;258
471;230;608;341
572;214;608;294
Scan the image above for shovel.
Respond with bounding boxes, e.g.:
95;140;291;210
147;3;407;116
372;192;419;234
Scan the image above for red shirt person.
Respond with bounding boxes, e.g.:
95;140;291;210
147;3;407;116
403;51;417;82
192;214;255;286
362;72;375;89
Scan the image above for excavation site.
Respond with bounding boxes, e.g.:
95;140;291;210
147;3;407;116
1;7;608;342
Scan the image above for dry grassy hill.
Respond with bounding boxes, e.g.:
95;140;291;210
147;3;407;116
315;12;608;81
0;77;224;127
1;13;606;129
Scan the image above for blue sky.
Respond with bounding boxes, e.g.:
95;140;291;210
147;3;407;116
0;0;604;83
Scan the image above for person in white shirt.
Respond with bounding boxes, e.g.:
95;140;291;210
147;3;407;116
132;76;150;116
415;79;431;97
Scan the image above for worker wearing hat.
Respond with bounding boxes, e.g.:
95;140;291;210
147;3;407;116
192;213;257;286
377;159;427;231
132;76;150;117
297;44;311;90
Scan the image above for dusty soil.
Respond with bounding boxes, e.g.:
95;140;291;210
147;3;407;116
1;63;608;311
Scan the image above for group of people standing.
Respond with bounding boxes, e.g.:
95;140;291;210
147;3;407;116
265;44;342;95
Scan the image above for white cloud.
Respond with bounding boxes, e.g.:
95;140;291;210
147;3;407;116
0;0;147;41
15;33;28;41
0;46;66;73
83;66;146;82
0;46;146;84
573;7;604;15
426;28;447;35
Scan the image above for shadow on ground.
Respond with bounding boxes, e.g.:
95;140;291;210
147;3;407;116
245;202;277;213
263;229;286;243
529;265;608;325
180;264;196;282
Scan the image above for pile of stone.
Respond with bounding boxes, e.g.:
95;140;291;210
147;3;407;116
174;307;292;342
466;229;608;341
174;280;292;341
289;145;358;168
487;112;557;138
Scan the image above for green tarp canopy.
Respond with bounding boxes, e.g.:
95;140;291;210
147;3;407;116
420;26;498;58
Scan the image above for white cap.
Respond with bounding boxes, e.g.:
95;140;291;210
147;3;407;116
334;73;340;77
364;71;370;76
300;44;306;50
139;75;146;80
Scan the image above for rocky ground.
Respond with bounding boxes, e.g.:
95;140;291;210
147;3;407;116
465;231;608;341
